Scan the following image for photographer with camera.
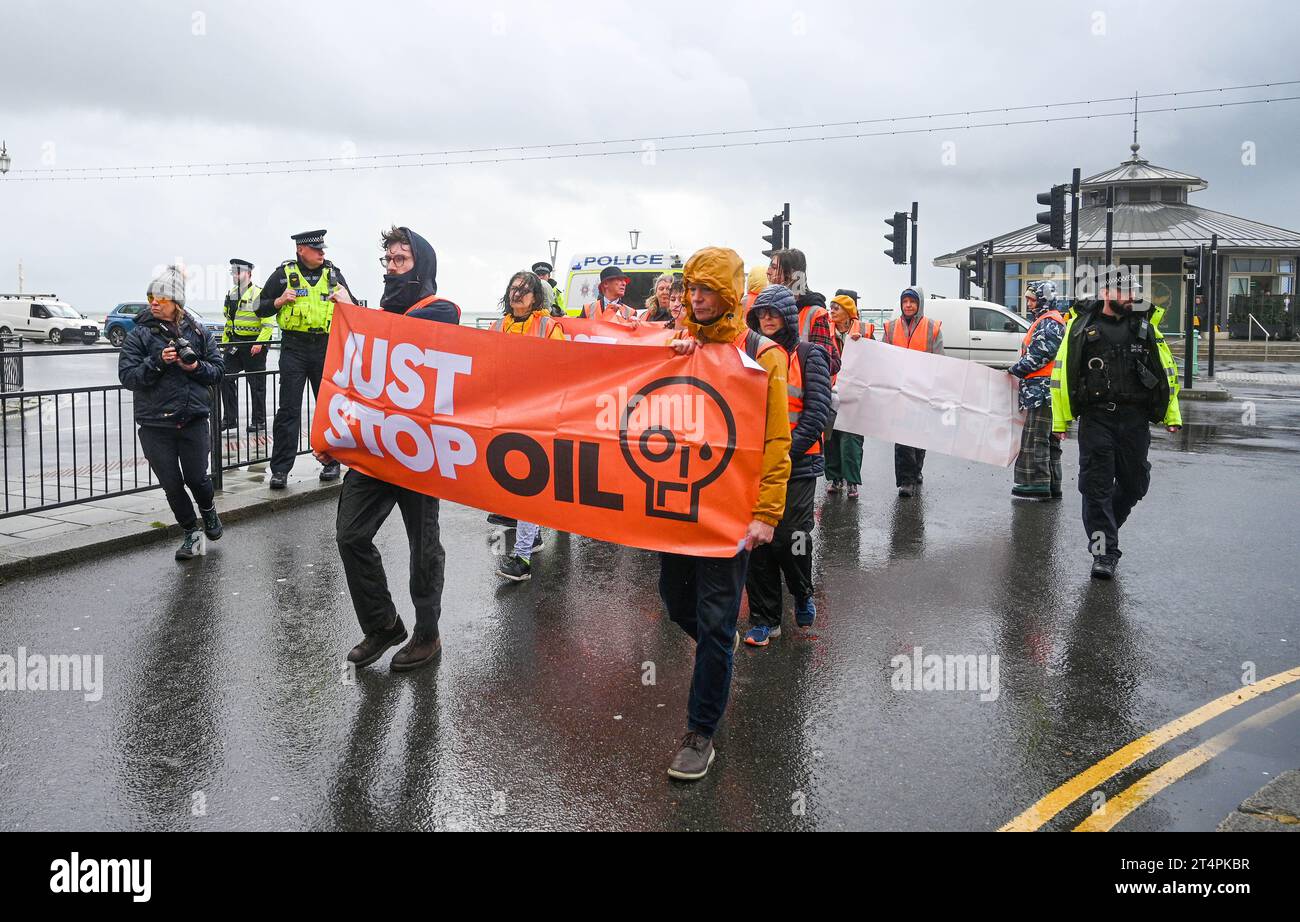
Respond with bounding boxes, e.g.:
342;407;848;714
118;266;226;560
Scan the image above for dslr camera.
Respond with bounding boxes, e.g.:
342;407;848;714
169;337;199;366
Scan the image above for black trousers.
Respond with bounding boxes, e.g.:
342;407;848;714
219;341;268;428
336;469;445;642
1077;408;1151;560
658;549;750;737
138;418;214;531
746;476;816;627
894;444;926;487
271;336;328;475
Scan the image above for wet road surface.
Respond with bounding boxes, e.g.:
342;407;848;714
0;387;1297;831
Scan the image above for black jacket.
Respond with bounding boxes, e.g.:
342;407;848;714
118;310;224;427
380;227;461;325
748;286;832;480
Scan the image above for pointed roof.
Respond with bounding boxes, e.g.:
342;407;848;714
1081;143;1207;192
933;143;1297;267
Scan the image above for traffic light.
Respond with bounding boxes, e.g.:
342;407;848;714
884;212;908;265
1183;245;1204;291
972;246;987;290
1035;184;1067;250
762;214;783;258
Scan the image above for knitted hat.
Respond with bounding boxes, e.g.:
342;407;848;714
146;265;187;307
830;293;858;318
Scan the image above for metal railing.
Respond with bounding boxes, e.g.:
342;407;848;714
1247;313;1271;361
1;343;316;519
0;336;22;393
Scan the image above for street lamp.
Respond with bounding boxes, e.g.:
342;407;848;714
0;142;11;175
547;238;559;268
629;229;640;251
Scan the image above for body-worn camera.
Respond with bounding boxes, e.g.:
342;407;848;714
169;337;199;365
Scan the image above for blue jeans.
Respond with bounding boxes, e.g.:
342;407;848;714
514;521;540;559
658;550;750;737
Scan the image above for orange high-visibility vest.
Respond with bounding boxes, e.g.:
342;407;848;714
830;320;875;385
491;311;561;338
798;304;828;341
787;345;822;455
581;298;635;322
1020;309;1065;379
886;315;940;351
732;327;783;362
743;290;760;317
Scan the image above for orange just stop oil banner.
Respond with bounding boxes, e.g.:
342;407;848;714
310;304;769;557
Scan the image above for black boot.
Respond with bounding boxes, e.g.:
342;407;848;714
200;506;223;540
1090;555;1119;580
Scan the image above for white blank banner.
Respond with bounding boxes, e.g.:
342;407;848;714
835;337;1024;468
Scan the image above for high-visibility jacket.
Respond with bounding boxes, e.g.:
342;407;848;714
743;290;760;316
884;315;941;351
1050;304;1182;433
733;327;784;363
786;343;822;455
840;319;875;341
277;261;334;334
581;298;635;322
1020;309;1065;379
222;284;272;343
491;311;565;339
798;304;829;341
830;320;875;385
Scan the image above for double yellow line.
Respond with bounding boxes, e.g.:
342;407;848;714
1000;665;1300;832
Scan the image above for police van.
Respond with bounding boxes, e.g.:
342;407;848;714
0;293;101;344
562;251;684;317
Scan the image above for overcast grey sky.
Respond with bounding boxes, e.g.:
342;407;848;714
2;0;1298;316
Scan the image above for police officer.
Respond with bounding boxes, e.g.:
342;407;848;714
1050;270;1182;579
531;261;565;315
219;258;272;433
256;230;354;489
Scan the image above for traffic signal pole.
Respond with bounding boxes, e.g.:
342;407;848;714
909;201;918;287
1069;168;1080;299
1208;233;1219;378
1182;245;1204;390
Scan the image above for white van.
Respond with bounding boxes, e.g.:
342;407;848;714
910;296;1030;367
562;250;684;317
0;294;100;345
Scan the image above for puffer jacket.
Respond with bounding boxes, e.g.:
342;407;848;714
748;285;831;480
119;309;224;428
681;248;791;528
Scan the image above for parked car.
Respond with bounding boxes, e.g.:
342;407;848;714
0;294;100;344
901;296;1030;367
103;301;225;347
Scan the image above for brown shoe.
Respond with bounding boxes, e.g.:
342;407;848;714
390;634;442;672
346;618;408;668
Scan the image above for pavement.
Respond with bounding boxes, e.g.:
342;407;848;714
0;463;340;581
1218;771;1300;832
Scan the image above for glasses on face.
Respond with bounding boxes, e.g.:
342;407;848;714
509;285;530;297
379;253;413;269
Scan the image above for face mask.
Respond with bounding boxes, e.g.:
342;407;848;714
380;268;419;311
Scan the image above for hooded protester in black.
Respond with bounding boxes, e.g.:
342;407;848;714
747;284;831;480
379;227;460;325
